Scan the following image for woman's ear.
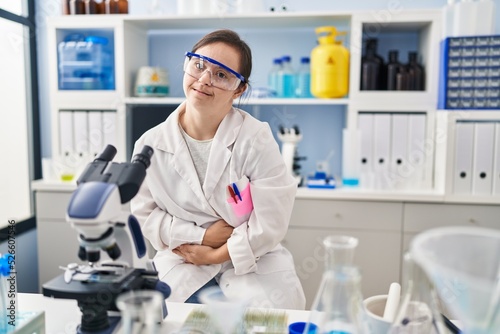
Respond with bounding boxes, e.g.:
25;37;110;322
233;83;247;99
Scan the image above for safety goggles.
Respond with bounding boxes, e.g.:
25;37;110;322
183;52;245;91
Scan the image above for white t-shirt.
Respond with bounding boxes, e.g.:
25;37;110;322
179;124;213;186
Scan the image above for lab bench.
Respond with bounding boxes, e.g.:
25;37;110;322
33;180;500;308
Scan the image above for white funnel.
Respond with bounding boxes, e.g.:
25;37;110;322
410;226;500;334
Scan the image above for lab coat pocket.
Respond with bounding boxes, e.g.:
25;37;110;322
226;182;253;227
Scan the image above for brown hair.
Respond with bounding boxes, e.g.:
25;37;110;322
191;29;252;85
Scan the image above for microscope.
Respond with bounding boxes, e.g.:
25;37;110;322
42;145;171;333
278;125;306;186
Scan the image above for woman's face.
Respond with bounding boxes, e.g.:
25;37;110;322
183;42;245;111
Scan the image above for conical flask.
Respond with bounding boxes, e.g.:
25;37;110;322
304;235;366;334
389;252;446;334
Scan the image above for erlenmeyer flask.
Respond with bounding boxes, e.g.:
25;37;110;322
304;235;367;334
389;252;446;334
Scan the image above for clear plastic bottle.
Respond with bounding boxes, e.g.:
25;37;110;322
277;55;295;98
268;58;282;97
295;57;313;98
304;235;367;334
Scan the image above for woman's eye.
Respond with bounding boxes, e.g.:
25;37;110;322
195;62;204;71
215;71;227;80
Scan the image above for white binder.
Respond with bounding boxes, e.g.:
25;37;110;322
358;113;374;188
88;111;103;157
493;123;500;195
407;114;427;189
102;111;117;148
59;110;74;156
73;111;89;156
373;113;391;189
390;114;409;189
453;122;474;194
472;122;495;195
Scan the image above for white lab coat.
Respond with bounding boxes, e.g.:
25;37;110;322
131;102;305;309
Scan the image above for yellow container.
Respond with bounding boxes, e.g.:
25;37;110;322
311;26;350;98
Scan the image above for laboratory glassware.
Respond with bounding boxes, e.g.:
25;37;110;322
116;290;164;334
389;252;446;334
407;52;424;91
268;58;282;96
360;39;384;91
304;235;367;334
199;286;250;334
411;226;500;334
387;50;404;91
277;55;295;98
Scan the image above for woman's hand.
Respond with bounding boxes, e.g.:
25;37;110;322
172;243;230;265
202;219;234;248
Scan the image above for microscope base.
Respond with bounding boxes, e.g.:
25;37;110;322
43;268;167;332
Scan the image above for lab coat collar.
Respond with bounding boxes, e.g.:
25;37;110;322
152;101;244;200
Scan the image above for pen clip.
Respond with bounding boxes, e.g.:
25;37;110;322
232;183;242;201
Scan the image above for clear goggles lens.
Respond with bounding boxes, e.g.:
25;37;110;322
183;52;245;91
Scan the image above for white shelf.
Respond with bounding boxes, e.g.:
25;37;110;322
296;187;445;203
123;97;349;106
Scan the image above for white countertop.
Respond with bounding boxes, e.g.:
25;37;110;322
19;293;310;334
32;179;500;205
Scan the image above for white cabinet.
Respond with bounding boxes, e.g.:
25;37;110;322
285;198;403;308
34;183;77;288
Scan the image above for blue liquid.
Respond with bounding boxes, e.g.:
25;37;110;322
278;73;295;98
296;72;312;98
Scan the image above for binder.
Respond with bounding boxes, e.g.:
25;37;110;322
493;123;500;195
472;122;495;195
407;114;427;189
373;113;391;189
73;111;89;156
58;110;74;156
390;114;409;189
453;122;474;194
102;111;117;148
358;113;374;188
88;111;103;157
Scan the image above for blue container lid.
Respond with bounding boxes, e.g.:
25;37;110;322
85;36;108;45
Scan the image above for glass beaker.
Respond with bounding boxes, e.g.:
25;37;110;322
389;252;446;334
304;235;366;334
198;286;250;334
116;290;164;334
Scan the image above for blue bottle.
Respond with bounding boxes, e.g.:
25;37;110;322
277;55;295;98
268;58;282;97
295;57;313;98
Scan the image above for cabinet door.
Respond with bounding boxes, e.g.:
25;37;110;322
290;199;402;231
284;228;402;309
404;203;500;233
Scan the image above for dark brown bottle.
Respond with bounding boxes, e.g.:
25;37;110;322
84;0;97;14
396;69;410;90
62;0;71;14
104;0;128;14
407;51;425;91
70;0;85;14
361;39;383;90
387;50;404;91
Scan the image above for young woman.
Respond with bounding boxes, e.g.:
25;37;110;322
131;29;305;309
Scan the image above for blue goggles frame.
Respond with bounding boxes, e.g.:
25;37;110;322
184;51;246;84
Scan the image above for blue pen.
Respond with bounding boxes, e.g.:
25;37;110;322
232;183;242;201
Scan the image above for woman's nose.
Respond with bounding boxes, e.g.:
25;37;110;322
198;70;212;86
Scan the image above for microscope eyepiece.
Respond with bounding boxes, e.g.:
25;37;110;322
95;145;117;162
131;145;154;169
